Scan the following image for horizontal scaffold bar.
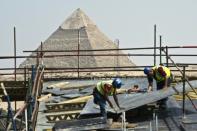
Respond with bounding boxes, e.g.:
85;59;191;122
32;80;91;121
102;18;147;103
23;45;197;53
1;54;197;59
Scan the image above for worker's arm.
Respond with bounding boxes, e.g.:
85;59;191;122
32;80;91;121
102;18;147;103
103;85;113;108
113;88;120;109
147;82;153;92
104;93;113;108
163;76;168;90
147;76;153;92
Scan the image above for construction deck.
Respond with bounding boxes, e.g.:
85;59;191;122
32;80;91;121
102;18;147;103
53;117;108;131
35;78;197;131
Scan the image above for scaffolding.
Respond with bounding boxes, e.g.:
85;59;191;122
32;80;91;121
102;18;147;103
0;27;197;130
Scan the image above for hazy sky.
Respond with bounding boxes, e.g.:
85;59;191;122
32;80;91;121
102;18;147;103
0;0;197;68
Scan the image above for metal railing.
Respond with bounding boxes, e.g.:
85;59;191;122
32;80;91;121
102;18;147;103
1;45;197;130
161;47;197;116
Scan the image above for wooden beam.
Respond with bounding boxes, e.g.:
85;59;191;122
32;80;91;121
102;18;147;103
47;82;69;89
38;94;52;102
110;122;138;129
60;95;93;104
59;84;96;90
53;117;108;130
58;95;93;104
45;110;81;122
45;102;86;113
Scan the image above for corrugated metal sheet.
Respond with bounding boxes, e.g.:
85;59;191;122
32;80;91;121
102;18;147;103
81;80;197;114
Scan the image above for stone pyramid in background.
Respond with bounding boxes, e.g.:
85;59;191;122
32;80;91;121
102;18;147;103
19;8;135;69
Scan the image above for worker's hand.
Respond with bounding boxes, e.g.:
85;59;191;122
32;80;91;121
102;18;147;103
147;86;153;93
109;103;113;109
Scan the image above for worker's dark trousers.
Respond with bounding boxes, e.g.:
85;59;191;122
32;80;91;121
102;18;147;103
93;88;107;118
157;77;172;106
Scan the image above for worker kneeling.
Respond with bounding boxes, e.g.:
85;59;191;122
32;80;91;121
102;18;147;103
144;65;173;109
93;78;122;118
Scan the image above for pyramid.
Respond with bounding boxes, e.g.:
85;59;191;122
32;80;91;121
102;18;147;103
19;8;135;69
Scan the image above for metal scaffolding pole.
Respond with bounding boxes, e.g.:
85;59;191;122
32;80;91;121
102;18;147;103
14;27;16;81
78;28;80;78
114;39;120;76
154;25;157;66
159;35;162;65
182;66;186;118
23;45;197;53
165;46;169;67
121;111;126;131
14;27;17;113
3;53;197;60
41;42;43;65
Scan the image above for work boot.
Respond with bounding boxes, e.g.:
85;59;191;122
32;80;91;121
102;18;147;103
100;110;107;119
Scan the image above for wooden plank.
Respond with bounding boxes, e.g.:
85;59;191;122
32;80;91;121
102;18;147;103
110;122;138;129
61;94;83;99
44;95;92;108
47;82;69;89
45;110;81;122
45;110;81;116
59;83;96;90
50;88;125;106
53;117;108;131
38;94;52;102
42;89;65;96
58;95;93;104
117;88;127;94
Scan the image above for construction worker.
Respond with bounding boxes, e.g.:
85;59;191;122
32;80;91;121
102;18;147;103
144;65;173;108
93;78;122;118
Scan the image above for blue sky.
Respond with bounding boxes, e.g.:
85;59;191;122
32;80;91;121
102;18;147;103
0;0;197;68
